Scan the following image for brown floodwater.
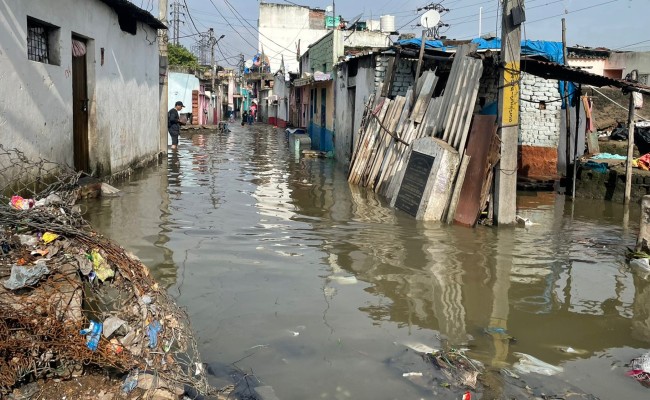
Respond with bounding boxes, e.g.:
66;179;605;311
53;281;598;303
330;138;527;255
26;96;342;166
83;124;650;399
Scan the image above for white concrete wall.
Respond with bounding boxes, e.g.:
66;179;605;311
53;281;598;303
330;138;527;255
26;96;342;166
567;58;606;76
259;3;329;75
273;74;289;123
168;72;199;112
608;51;650;77
519;72;561;148
334;55;379;165
0;0;160;176
342;30;391;50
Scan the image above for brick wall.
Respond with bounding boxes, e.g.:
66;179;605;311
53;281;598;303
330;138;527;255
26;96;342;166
520;72;561;148
390;59;416;97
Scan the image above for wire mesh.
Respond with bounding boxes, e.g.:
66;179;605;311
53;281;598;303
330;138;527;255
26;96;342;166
0;146;220;397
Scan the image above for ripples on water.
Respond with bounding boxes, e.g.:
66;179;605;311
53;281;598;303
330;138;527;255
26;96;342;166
83;125;650;399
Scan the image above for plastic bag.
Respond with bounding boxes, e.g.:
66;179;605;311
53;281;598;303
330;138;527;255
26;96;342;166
3;261;50;290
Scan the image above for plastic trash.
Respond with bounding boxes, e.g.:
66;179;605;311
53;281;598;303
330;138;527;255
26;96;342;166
630;258;650;280
3;261;50;290
147;320;162;348
91;249;115;282
515;215;534;227
401;341;438;354
17;234;38;247
80;320;103;351
9;195;34;210
103;316;127;338
34;193;62;207
121;369;139;393
41;232;59;244
512;352;563;376
627;352;650;384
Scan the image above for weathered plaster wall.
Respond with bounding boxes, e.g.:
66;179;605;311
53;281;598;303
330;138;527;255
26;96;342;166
0;0;160;178
608;51;650;78
342;30;391;50
168;72;199;113
258;3;329;74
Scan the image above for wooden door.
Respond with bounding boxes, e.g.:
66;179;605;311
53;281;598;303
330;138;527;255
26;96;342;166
72;36;89;172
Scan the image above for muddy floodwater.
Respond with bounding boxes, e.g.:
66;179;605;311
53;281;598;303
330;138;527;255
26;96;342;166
84;124;650;399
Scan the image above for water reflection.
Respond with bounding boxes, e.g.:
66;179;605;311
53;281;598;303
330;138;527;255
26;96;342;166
84;125;650;399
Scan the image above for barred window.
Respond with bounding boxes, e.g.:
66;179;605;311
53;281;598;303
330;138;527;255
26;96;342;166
27;17;60;65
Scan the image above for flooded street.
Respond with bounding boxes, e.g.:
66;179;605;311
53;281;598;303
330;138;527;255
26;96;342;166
84;124;650;399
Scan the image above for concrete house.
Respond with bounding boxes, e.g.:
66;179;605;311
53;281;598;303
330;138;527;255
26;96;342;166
0;0;165;179
258;2;331;74
295;29;391;153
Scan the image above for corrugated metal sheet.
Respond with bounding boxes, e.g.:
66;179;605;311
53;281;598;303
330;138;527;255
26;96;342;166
521;57;650;95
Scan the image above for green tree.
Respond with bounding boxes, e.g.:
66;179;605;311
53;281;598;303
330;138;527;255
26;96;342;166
168;44;199;69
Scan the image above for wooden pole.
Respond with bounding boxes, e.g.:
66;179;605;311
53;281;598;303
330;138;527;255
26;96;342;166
625;92;636;204
411;30;427;110
562;18;571;179
571;84;581;200
159;0;169;154
494;0;522;225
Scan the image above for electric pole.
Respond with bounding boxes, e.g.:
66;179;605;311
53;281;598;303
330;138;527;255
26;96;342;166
169;1;186;45
494;0;523;225
159;0;169;154
208;29;225;124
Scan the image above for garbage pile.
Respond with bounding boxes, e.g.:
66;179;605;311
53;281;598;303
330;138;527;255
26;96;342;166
0;146;219;398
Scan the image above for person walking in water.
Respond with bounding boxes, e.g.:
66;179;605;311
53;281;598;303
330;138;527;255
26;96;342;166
168;101;185;150
241;110;248;126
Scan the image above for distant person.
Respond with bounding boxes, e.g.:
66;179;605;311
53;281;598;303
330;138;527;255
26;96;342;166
248;109;254;125
241;110;248;126
168;101;186;150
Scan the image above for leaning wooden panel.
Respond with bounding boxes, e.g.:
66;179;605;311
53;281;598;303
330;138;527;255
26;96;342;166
453;114;497;227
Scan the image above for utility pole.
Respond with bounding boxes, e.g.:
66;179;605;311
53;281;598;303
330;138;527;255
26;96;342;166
159;0;169;154
625;92;636;204
209;29;225;124
494;0;523;225
562;18;571;179
209;28;216;124
170;1;182;45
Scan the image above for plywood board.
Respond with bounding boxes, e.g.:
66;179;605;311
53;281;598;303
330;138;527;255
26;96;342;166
453;114;497;227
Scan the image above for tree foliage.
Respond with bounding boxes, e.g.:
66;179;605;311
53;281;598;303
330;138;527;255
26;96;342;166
168;44;199;69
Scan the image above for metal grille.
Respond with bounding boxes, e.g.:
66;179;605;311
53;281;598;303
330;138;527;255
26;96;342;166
27;19;49;63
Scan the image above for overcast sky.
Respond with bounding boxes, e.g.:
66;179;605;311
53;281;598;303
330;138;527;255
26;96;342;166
140;0;649;65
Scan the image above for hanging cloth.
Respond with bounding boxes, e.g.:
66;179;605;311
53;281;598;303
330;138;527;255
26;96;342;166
72;39;86;57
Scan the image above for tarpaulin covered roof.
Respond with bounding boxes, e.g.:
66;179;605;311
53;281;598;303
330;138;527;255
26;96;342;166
396;38;564;64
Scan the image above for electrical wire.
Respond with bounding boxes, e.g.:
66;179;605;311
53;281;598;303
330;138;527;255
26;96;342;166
206;0;258;51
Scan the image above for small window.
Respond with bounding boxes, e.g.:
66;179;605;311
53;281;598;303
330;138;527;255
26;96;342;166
27;17;60;65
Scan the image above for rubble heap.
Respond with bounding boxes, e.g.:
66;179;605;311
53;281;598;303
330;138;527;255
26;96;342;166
0;146;221;398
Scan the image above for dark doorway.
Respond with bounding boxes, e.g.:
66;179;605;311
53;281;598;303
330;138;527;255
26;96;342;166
347;87;356;157
72;35;89;172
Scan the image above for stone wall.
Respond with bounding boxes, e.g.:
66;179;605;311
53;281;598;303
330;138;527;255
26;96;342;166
390;59;416;97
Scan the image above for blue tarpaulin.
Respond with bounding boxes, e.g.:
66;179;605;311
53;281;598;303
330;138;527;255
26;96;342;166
396;38;575;107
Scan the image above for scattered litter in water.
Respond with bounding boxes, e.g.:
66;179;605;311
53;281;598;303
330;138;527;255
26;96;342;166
512;352;563;376
627;352;650;386
328;275;358;285
401;341;438;354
